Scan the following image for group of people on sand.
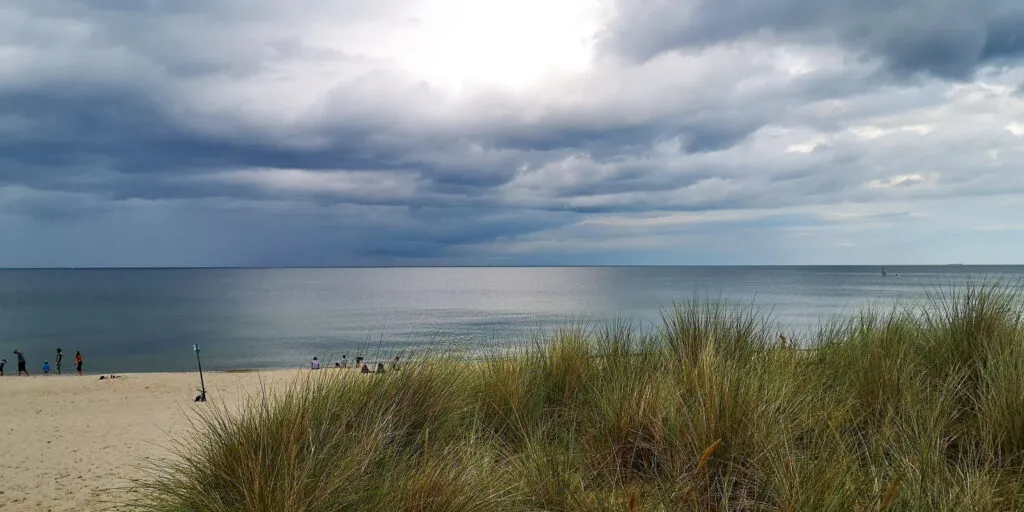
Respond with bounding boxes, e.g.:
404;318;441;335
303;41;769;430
0;348;84;376
310;354;402;374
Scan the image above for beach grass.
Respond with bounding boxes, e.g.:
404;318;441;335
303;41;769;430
133;282;1024;511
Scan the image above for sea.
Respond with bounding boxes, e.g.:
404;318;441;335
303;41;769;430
1;266;1022;374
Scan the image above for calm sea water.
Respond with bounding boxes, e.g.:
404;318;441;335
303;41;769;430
1;266;1022;373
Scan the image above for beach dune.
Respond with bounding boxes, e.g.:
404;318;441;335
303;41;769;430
0;369;311;512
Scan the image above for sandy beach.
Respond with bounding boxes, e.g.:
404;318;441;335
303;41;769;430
0;369;327;512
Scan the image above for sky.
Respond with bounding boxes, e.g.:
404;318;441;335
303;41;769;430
2;0;1024;267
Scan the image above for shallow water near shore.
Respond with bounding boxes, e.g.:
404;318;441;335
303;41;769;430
1;266;1021;373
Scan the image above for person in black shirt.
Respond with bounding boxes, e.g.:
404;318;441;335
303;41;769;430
56;348;64;375
14;350;29;376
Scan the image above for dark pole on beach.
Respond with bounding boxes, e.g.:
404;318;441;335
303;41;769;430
193;344;207;402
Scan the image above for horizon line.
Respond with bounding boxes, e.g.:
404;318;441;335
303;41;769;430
1;263;1015;271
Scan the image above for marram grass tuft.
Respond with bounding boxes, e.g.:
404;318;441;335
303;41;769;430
133;282;1024;511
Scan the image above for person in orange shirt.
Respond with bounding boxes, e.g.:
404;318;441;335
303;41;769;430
75;351;84;376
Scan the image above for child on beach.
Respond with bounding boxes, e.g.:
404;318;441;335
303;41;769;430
0;358;6;376
42;361;51;375
56;348;63;375
311;357;321;370
75;351;83;376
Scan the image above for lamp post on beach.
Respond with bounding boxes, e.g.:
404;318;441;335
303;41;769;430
193;344;207;402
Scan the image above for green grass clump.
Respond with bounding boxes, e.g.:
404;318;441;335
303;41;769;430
134;282;1024;511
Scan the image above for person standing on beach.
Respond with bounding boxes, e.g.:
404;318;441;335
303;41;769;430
75;351;83;376
14;350;29;376
0;358;6;376
42;361;51;375
55;348;63;375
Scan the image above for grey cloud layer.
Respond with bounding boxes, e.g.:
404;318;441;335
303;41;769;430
2;0;1023;265
602;0;1024;79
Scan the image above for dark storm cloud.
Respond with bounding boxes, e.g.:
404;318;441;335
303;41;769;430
0;79;427;172
0;82;507;203
488;120;758;157
0;63;764;207
1;0;886;209
603;0;1024;79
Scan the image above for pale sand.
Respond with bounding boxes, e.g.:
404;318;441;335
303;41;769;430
0;368;340;512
